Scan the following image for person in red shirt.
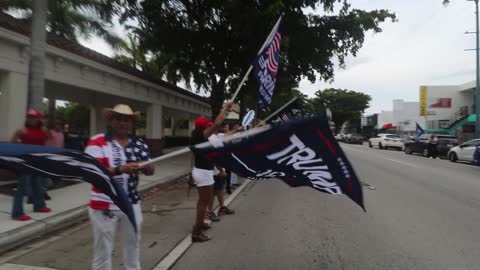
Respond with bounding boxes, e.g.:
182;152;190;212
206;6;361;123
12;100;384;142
10;109;52;221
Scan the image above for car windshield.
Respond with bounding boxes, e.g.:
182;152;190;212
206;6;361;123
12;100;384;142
385;135;400;139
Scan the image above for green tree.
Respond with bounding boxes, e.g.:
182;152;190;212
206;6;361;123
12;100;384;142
0;0;132;48
134;0;395;117
56;102;90;133
312;88;371;129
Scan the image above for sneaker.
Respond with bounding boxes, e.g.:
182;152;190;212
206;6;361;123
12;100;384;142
206;211;221;222
218;207;235;216
34;207;52;213
15;214;31;221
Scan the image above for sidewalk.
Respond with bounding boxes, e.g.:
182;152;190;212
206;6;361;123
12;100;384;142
0;149;192;253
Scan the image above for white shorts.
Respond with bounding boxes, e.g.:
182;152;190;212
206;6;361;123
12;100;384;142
192;167;215;187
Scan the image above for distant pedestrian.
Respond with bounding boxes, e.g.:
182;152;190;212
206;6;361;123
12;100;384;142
9;109;51;221
428;134;439;159
65;123;85;151
45;119;64;148
85;104;154;270
190;101;233;242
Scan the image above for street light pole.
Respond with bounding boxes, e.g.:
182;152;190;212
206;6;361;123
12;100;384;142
474;0;480;138
444;0;480;138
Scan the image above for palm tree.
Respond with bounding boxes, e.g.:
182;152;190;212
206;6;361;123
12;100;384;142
1;0;126;48
1;0;132;111
28;0;47;111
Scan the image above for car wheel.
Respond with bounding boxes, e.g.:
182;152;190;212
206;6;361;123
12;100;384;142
449;152;458;162
379;143;383;149
423;148;429;157
404;146;413;154
369;141;372;148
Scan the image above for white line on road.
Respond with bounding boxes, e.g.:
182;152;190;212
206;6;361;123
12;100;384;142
152;179;251;270
341;144;419;168
384;158;419;168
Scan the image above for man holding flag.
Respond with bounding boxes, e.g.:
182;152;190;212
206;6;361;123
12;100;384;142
85;104;154;270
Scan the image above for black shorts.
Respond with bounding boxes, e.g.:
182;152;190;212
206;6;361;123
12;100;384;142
213;175;226;191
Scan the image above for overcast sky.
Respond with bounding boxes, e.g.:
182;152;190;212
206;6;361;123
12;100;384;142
80;0;476;115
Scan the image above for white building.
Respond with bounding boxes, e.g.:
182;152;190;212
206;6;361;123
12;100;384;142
0;13;211;156
375;99;425;133
419;81;475;140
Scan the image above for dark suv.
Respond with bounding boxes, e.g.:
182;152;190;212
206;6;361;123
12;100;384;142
403;134;459;158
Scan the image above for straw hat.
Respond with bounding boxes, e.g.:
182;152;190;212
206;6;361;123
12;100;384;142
104;104;140;120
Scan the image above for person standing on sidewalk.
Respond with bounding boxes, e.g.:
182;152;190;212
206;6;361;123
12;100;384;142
43;118;65;197
84;104;154;270
190;101;233;242
428;134;439;159
9;109;52;221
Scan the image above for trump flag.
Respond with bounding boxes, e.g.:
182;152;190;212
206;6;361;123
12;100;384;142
0;143;137;231
191;114;364;210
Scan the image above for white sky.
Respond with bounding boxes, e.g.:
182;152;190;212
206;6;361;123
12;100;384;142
79;0;476;115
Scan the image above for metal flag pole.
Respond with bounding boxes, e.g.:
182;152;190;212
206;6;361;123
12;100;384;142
230;15;283;102
255;96;298;127
141;16;283;167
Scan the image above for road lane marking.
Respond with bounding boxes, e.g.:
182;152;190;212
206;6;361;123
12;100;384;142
384;158;419;168
152;179;251;270
340;144;419;168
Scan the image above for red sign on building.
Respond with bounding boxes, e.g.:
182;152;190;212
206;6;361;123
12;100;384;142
429;98;452;108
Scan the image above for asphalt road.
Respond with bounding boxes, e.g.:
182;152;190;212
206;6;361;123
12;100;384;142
4;143;480;270
172;143;480;270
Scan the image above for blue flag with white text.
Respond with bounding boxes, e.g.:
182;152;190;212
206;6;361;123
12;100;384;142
0;144;137;231
415;122;425;142
191;114;365;210
255;16;283;110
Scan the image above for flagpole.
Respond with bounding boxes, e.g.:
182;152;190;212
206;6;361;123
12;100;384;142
141;147;191;167
255;97;298;127
230;15;283;102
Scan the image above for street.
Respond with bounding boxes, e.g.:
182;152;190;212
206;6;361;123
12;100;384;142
3;143;480;269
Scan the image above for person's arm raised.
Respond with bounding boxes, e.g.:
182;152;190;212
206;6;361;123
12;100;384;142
203;101;234;139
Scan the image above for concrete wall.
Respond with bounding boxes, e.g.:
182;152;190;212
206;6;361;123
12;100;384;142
0;26;210;142
377;111;393;129
422;85;473;121
392;99;425;132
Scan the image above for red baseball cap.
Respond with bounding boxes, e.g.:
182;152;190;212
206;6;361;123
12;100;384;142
195;116;210;130
26;109;44;118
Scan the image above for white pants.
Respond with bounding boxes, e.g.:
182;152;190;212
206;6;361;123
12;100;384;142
89;204;143;270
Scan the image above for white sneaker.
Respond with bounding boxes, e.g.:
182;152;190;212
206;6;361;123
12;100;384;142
429;157;433;159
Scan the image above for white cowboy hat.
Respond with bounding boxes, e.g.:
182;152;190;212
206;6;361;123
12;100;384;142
104;104;140;120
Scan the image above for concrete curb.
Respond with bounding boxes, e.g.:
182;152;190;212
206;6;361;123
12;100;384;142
152;179;252;270
0;171;191;254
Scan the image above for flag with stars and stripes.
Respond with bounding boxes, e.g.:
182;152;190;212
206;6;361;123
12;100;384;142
255;16;283;110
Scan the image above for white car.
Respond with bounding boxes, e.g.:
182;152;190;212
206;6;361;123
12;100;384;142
368;134;404;150
447;139;480;162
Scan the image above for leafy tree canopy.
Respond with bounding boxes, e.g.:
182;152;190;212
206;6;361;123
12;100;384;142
134;0;395;117
0;0;137;48
312;88;371;129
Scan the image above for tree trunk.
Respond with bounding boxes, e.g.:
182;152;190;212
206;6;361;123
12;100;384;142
28;0;48;112
210;79;226;119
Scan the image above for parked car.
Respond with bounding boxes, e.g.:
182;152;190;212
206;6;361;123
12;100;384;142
335;134;346;142
345;134;364;144
404;134;459;157
368;134;403;149
447;138;480;162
